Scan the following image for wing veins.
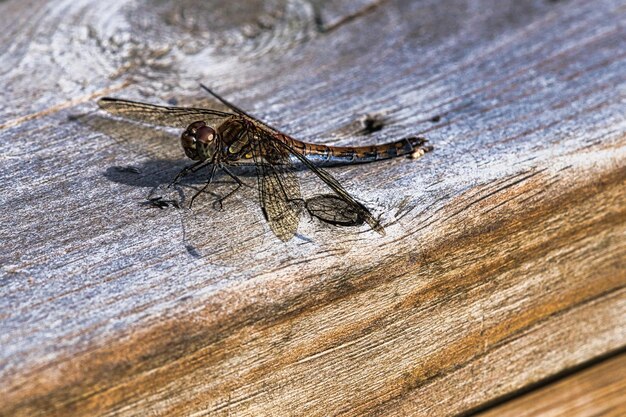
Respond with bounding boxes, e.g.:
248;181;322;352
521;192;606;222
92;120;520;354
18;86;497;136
200;84;286;134
248;126;302;241
98;97;233;128
262;131;384;235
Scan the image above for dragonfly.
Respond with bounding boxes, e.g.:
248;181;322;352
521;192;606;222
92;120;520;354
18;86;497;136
98;85;432;241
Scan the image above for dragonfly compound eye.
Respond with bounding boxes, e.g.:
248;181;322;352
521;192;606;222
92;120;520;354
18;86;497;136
181;121;218;160
187;120;206;133
181;121;207;160
196;126;216;145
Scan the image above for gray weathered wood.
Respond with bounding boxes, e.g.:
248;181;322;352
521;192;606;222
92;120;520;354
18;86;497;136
1;0;625;415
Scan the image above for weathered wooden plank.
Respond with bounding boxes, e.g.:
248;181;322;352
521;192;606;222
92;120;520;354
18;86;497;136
476;352;626;417
0;0;625;416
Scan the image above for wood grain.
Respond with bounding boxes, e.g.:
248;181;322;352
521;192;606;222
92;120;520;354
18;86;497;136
0;0;625;416
476;352;626;417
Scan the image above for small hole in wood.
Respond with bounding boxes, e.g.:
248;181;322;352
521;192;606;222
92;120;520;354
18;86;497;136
360;113;385;134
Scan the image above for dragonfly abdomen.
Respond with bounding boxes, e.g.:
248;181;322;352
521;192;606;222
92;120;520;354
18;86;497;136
285;136;432;166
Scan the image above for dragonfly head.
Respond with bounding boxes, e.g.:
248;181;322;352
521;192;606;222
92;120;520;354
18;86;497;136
181;121;219;161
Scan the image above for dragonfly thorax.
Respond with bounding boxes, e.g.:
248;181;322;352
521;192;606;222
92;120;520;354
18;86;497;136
181;120;219;161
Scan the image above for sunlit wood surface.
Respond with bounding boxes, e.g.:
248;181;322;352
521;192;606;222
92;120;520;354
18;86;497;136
477;352;626;417
1;0;624;415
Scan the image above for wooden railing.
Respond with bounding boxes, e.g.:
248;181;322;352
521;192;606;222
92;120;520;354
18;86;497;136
1;0;624;415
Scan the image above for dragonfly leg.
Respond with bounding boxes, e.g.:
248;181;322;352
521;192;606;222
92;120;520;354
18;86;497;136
211;166;245;211
169;160;209;188
222;166;245;187
189;164;218;208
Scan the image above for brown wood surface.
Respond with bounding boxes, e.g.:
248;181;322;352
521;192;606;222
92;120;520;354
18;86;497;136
477;352;626;417
1;0;625;416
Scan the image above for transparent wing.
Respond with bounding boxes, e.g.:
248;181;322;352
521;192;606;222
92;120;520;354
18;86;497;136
305;194;366;226
247;126;303;242
200;84;283;135
256;128;385;236
98;97;234;128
